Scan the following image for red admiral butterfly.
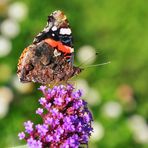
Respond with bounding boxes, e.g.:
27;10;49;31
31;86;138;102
17;10;82;84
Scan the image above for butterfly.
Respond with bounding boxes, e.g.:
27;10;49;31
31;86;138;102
17;10;82;85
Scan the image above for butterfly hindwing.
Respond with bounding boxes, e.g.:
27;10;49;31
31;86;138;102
17;41;81;84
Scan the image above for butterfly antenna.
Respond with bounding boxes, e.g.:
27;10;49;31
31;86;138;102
77;52;99;67
81;61;111;68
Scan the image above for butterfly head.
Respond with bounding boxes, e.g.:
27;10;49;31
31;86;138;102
47;10;68;28
73;66;83;76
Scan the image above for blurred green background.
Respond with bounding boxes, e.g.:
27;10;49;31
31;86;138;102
0;0;148;147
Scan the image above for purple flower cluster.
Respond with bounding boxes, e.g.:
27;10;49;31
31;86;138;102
18;84;93;148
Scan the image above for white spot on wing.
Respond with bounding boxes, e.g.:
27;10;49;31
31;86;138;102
59;28;71;35
54;49;61;57
43;27;49;32
38;33;42;36
51;26;57;31
70;48;74;53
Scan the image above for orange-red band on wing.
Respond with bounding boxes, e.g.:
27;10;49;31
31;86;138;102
44;38;72;54
44;38;58;48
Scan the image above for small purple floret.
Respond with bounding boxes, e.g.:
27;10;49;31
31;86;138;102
24;121;33;134
36;108;43;115
27;137;42;148
18;132;25;140
39;97;46;105
54;97;63;105
36;124;48;137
